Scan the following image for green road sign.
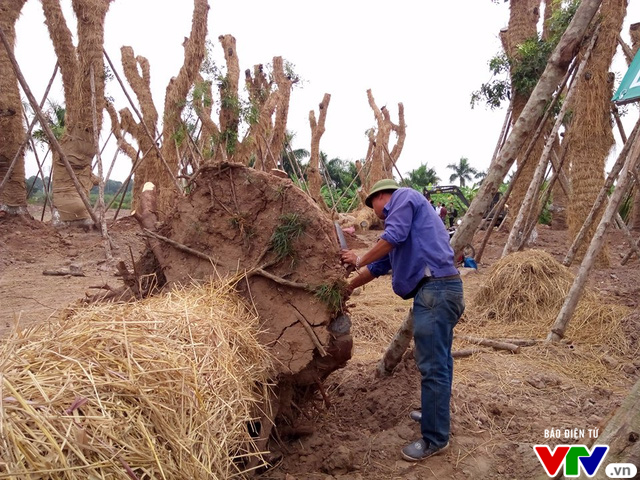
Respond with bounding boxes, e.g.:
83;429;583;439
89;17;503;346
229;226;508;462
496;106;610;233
612;50;640;105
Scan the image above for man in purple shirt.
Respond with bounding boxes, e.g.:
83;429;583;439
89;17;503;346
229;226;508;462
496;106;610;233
341;178;465;461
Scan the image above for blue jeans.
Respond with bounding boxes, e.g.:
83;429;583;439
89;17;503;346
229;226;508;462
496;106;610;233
413;277;465;447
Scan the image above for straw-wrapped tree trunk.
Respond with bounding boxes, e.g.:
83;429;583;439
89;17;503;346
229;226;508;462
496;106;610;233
41;0;113;222
499;0;542;226
107;0;208;216
563;0;627;266
0;0;28;214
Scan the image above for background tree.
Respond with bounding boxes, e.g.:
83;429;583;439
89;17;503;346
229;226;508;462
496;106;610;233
405;164;440;190
41;0;113;222
0;0;29;214
279;132;309;182
447;157;479;187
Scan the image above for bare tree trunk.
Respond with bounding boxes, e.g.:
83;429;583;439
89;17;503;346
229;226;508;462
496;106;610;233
307;94;330;210
364;89;406;190
451;0;602;259
0;0;28;214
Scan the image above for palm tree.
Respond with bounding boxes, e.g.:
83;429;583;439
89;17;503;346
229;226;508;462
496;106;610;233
447;157;479;187
406;164;440;190
33;102;66;144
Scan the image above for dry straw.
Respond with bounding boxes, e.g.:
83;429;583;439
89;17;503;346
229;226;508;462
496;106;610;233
469;249;632;356
0;282;274;479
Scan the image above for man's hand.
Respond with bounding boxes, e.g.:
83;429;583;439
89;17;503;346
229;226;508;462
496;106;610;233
341;249;359;268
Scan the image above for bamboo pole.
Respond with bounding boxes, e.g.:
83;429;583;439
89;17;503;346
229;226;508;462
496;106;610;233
614;212;640;261
521;138;570;244
548;131;640;342
0;25;100;226
563;119;640;266
503;30;597;256
90;65;113;259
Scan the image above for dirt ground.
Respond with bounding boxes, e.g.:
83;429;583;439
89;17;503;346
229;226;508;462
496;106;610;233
1;207;639;479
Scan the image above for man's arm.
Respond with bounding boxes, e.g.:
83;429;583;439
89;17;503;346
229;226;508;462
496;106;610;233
340;238;393;269
346;267;375;294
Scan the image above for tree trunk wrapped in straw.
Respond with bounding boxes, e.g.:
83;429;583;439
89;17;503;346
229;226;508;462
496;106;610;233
0;0;28;213
500;0;542;227
0;283;274;478
41;0;112;222
564;0;627;266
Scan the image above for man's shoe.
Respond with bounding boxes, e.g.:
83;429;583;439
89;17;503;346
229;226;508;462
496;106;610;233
409;410;422;422
401;439;450;462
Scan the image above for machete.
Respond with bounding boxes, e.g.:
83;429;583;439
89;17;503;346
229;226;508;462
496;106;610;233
334;221;355;275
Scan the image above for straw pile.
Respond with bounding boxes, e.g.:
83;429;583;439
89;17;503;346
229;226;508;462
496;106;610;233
0;282;274;479
471;249;632;355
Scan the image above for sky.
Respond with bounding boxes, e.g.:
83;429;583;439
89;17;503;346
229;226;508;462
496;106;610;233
13;0;640;184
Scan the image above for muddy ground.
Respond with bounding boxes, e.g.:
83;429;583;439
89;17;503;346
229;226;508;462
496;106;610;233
1;207;639;479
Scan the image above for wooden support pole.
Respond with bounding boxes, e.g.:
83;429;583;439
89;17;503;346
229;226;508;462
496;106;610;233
90;65;113;259
621;236;640;265
614;213;640;263
548;130;640;342
455;335;521;353
0;25;100;226
589;377;640;480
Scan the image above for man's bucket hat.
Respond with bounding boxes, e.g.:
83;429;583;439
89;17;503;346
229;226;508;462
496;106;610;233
365;178;400;208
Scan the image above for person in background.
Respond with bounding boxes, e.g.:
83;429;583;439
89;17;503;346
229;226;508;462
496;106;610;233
448;203;458;228
341;178;465;462
438;203;448;224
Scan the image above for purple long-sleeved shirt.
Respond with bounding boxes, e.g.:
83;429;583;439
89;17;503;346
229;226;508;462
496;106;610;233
367;188;458;298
